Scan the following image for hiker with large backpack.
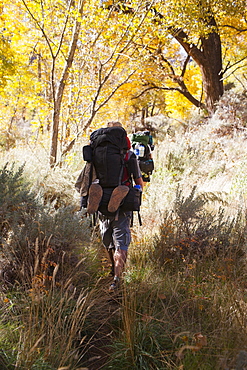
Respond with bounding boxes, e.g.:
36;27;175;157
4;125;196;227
131;130;154;183
76;121;143;291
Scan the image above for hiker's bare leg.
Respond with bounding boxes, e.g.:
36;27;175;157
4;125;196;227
114;249;127;279
107;247;115;276
99;211;131;290
108;247;114;265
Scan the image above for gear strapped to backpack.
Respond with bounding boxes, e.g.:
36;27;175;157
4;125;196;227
81;126;142;223
131;131;154;175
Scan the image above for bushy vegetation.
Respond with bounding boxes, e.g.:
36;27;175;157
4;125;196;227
117;92;247;370
0;162;98;369
1;92;247;369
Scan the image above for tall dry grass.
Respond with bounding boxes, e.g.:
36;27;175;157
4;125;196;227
0;157;99;369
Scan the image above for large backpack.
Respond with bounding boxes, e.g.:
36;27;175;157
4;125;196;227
89;126;128;188
81;126;142;223
131;131;150;147
131;131;154;175
131;130;154;150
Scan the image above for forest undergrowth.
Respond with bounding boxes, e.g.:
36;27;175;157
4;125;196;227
1;93;247;369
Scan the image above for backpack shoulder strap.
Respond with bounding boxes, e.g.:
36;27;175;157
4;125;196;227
130;210;142;227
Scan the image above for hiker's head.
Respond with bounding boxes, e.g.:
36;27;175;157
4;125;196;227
107;121;122;127
144;130;150;135
107;121;131;149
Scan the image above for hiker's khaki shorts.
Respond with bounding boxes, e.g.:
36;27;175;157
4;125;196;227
99;211;132;251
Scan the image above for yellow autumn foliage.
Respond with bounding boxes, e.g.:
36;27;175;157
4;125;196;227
0;0;247;153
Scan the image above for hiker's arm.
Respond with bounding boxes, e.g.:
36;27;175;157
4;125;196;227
134;176;144;190
128;152;144;189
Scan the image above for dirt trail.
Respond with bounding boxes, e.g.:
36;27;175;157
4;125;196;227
81;277;123;370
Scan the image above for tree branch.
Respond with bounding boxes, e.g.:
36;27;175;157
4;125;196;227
221;24;247;33
21;0;54;58
223;56;247;75
132;84;206;109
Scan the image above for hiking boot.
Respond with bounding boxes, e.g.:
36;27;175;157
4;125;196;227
87;183;103;214
109;276;120;291
108;185;129;213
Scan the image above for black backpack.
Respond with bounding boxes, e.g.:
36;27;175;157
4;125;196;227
81;126;142;224
83;126;128;188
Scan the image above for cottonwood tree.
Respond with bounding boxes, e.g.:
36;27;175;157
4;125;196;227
21;0;88;166
17;0;150;166
157;0;247;113
2;0;247;161
102;0;247;113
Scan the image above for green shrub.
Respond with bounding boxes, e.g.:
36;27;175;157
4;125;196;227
149;186;245;267
0;163;92;288
0;163;99;369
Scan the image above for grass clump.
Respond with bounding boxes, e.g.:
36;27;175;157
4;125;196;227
0;162;93;288
110;217;247;369
0;280;95;369
0;162;100;369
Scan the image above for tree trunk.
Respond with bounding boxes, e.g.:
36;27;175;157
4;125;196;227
49;0;85;167
50;104;60;165
173;16;223;113
200;32;223;111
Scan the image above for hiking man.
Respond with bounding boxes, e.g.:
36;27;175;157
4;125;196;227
131;129;154;183
84;121;143;291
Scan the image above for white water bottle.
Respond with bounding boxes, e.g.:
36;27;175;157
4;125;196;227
139;144;145;157
134;143;140;157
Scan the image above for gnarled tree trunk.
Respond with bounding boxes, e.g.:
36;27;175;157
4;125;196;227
173;16;223;113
